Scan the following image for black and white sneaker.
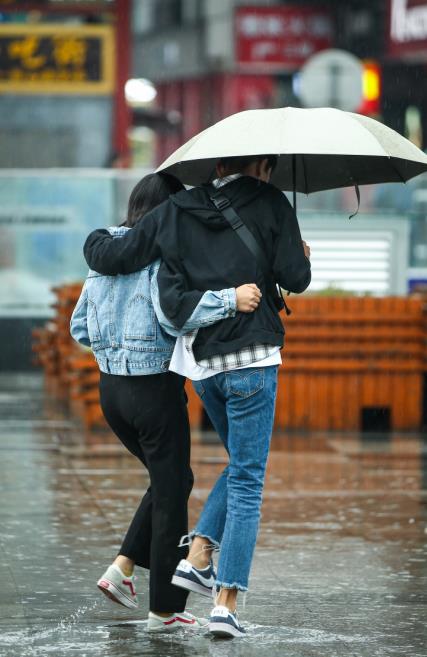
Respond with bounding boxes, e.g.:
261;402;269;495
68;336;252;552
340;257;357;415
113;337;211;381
209;605;246;638
171;559;216;598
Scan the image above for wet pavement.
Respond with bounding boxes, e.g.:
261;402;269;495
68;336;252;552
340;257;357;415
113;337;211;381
0;373;426;657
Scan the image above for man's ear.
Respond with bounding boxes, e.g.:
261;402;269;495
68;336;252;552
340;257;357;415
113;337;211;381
216;162;225;177
261;158;269;174
260;158;272;180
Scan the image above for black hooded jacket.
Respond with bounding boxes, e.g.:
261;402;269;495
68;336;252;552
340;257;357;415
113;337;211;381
84;176;311;360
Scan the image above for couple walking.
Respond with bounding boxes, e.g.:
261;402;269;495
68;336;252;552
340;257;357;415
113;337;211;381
71;154;311;638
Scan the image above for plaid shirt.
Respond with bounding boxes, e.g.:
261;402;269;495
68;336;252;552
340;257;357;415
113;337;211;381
189;173;278;372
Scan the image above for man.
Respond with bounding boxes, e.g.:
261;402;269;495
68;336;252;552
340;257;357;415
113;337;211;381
84;155;311;638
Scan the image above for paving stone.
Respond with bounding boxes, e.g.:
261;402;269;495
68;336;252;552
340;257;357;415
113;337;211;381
0;373;426;656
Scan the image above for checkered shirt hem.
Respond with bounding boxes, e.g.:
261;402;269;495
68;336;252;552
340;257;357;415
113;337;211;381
197;343;277;371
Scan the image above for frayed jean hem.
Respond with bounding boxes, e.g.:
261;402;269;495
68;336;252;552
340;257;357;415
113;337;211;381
190;530;220;551
215;580;248;592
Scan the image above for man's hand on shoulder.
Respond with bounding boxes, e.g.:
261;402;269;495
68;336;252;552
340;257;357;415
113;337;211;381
83;229;114;273
83;208;161;276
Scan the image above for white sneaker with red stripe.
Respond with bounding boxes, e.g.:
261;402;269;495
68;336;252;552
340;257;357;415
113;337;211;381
146;611;208;633
97;564;138;609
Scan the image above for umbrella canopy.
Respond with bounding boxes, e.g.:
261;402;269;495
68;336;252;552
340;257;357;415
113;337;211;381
156;107;427;193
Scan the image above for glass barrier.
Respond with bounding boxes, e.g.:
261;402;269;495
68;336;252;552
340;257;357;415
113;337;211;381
0;168;426;321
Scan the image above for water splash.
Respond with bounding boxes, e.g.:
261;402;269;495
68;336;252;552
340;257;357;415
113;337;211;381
35;599;100;640
0;599;101;657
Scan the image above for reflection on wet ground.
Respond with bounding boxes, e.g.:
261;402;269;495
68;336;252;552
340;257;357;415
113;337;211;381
0;373;426;656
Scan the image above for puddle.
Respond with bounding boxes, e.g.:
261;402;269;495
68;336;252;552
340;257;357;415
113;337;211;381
1;374;426;657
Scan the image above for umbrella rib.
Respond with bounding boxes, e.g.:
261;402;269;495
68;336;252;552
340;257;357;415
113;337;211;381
388;157;407;184
292;154;296;210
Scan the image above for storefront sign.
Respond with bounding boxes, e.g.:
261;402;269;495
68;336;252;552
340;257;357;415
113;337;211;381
235;5;333;70
0;0;113;8
0;0;47;6
0;24;114;93
389;0;427;58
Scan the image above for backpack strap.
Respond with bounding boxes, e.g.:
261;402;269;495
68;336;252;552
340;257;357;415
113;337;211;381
210;190;271;282
210;189;290;315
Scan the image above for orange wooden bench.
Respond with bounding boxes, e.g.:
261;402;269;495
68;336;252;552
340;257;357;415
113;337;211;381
34;287;427;432
274;295;426;431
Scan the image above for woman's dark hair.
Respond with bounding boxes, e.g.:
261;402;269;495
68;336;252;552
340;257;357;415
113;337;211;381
218;154;278;175
125;172;185;227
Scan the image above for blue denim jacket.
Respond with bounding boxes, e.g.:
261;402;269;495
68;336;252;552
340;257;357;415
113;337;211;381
70;226;236;375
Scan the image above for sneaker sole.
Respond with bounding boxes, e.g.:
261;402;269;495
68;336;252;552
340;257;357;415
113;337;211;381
209;621;245;638
97;578;138;609
146;623;180;633
147;622;206;633
147;623;208;634
171;574;213;598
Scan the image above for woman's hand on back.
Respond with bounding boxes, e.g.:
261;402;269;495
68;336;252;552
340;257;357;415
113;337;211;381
235;284;262;313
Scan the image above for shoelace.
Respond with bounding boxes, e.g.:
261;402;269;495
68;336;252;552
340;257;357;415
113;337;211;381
178;533;218;561
179;534;247;610
178;534;192;548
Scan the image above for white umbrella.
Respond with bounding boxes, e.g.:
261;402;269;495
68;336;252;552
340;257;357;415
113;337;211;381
156;107;427;193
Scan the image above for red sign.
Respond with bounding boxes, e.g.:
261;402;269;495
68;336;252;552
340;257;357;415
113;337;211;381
235;5;333;70
389;0;427;58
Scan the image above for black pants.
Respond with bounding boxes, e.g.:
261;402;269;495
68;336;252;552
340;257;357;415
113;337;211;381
99;370;193;613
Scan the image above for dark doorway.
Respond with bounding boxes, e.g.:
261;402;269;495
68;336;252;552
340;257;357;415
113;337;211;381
361;406;391;433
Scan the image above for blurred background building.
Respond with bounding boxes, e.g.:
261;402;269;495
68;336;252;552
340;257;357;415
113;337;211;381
1;1;426;167
1;0;427;375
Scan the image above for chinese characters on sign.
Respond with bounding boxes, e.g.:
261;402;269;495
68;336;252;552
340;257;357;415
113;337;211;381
7;35;88;79
0;0;113;6
0;0;46;5
235;6;333;69
0;25;114;93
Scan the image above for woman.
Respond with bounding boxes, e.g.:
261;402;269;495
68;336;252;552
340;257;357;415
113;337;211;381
70;173;261;632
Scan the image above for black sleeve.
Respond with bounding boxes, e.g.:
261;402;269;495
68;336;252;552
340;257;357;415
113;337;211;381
157;260;204;330
272;192;311;293
83;208;161;275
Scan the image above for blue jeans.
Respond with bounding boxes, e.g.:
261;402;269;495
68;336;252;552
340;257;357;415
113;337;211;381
192;366;278;591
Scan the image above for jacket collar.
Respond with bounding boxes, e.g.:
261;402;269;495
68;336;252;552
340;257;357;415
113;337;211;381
212;173;243;189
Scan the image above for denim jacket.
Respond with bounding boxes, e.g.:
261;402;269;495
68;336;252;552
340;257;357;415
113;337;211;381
70;226;236;375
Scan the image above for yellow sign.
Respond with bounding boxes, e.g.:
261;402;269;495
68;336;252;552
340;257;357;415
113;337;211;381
0;24;115;94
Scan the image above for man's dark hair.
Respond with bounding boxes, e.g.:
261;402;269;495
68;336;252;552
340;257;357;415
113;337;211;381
218;154;278;176
125;172;184;227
